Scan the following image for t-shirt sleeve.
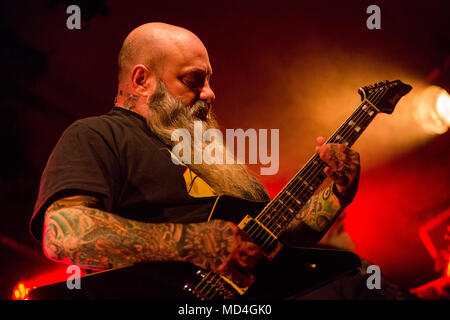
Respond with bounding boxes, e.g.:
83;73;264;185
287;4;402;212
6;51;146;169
30;121;119;242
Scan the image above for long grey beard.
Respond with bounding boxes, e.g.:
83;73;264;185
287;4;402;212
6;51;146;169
145;80;269;202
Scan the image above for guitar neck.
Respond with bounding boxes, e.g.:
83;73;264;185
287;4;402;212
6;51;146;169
255;100;379;237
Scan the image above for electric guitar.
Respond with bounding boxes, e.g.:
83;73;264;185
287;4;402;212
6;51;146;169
29;80;412;300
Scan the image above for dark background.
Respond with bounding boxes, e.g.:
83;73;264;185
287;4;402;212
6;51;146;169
0;0;449;299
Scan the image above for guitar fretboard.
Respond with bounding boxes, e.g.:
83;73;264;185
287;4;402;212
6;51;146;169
187;80;411;300
255;97;380;237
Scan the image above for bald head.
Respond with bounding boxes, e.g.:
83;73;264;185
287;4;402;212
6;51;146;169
118;22;207;81
115;23;215;114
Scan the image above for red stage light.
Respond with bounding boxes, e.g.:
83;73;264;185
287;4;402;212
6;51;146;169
11;266;86;300
12;282;31;300
446;260;450;279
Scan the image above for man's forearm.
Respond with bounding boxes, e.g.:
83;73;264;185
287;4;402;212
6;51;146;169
43;205;234;271
43;205;186;269
280;183;343;246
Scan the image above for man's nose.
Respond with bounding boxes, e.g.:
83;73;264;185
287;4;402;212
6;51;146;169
199;81;215;104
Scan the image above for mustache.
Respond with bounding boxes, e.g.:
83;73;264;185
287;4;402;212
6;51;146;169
190;100;212;121
148;81;212;124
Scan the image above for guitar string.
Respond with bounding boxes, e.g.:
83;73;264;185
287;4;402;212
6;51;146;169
195;269;239;299
195;93;381;298
266;88;386;235
256;88;385;245
248;101;369;235
249;89;383;242
195;87;386;298
194;85;389;298
194;271;219;299
261;92;380;235
192;104;372;300
263;104;372;240
251;102;375;250
246;88;386;250
201;272;221;299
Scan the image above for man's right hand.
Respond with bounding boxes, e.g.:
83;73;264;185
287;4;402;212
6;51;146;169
179;220;265;287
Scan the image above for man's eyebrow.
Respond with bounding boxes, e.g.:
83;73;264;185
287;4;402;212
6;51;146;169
183;68;213;77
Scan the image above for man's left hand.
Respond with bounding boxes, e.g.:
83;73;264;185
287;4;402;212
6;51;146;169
315;136;360;204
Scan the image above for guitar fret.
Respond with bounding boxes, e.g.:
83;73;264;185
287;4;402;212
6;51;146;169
330;102;377;149
256;98;380;238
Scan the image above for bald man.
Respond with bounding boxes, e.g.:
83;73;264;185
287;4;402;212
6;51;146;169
31;23;360;290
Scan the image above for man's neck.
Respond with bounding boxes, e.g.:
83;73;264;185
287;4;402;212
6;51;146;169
114;89;148;119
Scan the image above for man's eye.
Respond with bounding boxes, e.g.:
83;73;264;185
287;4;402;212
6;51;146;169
185;80;202;88
183;78;203;89
186;81;196;87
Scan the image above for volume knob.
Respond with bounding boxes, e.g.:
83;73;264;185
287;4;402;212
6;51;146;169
196;269;207;278
183;283;194;292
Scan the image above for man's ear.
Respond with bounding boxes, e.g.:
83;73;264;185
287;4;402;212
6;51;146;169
130;64;156;97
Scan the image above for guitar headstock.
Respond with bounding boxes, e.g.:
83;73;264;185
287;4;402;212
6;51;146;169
358;80;412;114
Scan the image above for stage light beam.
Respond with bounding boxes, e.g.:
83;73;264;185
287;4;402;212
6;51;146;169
436;91;450;126
413;86;450;134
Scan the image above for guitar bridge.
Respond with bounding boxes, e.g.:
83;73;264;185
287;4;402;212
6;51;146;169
184;269;244;300
219;268;255;296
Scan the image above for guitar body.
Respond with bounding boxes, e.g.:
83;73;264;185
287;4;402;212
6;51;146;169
29;195;361;300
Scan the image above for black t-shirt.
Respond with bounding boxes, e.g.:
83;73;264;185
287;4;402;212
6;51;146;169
30;107;217;241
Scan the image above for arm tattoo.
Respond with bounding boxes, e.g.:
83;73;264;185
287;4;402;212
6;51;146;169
329;145;341;168
43;196;234;271
45;195;103;212
280;184;342;246
44;196;184;270
177;221;234;271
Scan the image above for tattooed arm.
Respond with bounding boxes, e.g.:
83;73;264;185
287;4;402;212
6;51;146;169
43;195;262;285
281;137;360;246
280;184;343;246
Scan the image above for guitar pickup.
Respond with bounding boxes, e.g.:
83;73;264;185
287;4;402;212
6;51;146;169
238;215;283;260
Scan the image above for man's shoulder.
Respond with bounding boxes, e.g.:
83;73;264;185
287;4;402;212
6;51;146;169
72;108;126;128
65;107;142;136
59;107;162;150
